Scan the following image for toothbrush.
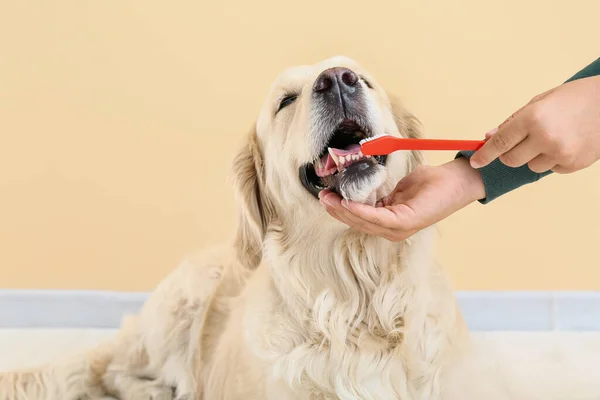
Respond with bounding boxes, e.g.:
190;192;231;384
360;134;485;156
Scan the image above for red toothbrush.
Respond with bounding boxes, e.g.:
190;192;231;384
360;134;485;156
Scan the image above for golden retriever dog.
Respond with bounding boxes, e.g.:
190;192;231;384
1;56;599;400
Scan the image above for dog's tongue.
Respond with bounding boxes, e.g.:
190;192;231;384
320;144;361;169
330;144;361;156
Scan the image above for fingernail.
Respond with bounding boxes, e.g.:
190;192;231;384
318;191;325;199
486;127;498;136
342;199;349;209
470;159;481;169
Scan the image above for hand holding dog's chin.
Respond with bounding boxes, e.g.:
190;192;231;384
319;158;485;241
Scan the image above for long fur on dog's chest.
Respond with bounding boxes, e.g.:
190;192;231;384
227;227;466;400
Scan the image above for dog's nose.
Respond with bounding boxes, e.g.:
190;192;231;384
313;67;359;93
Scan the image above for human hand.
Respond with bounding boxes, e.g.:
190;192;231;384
470;75;600;174
319;157;485;241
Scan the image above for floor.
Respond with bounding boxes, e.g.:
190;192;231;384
0;328;117;370
2;329;600;398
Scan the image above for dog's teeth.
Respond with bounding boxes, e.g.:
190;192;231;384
358;151;363;157
339;157;345;165
366;155;372;158
345;155;352;162
328;148;340;166
352;154;359;161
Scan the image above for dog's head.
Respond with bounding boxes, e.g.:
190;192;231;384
232;56;423;268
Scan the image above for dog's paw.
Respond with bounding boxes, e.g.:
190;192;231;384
172;377;196;400
124;380;174;400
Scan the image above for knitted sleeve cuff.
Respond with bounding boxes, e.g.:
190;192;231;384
455;151;552;204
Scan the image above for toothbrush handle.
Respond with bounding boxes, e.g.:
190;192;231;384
406;139;486;151
361;137;486;155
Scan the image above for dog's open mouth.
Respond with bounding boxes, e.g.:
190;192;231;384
300;120;387;197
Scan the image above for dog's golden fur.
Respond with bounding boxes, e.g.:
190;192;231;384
2;57;599;400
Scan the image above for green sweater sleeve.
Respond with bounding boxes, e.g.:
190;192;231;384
457;56;600;204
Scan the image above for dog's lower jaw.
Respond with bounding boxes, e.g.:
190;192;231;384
335;164;387;206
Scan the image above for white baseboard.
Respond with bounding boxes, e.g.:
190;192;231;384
0;290;147;329
1;290;600;331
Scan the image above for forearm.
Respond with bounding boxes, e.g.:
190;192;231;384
458;56;600;203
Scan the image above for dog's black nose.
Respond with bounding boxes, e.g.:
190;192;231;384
313;67;358;93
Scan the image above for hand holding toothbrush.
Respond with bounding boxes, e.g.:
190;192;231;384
321;74;600;241
470;75;600;174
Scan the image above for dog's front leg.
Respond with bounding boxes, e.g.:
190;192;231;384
100;316;175;400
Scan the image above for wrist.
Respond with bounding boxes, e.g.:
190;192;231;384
442;158;486;203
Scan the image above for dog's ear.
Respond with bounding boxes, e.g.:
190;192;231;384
390;96;424;173
231;126;274;270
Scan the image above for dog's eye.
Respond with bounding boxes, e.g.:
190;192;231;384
277;94;297;112
360;76;373;89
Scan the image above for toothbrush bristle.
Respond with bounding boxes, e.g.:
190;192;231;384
359;134;389;145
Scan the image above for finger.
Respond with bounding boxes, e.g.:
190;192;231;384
321;196;414;241
319;191;346;216
319;191;349;223
321;199;344;220
498;137;542;168
479;100;532;155
323;205;381;236
335;206;397;237
470;119;528;169
382;195;394;207
336;203;380;228
550;165;572;174
337;203;412;240
485;127;498;140
382;177;411;206
340;209;392;235
527;154;556;174
318;189;335;200
320;190;416;237
321;198;366;229
476;87;555;165
344;200;414;231
320;193;387;234
347;201;419;241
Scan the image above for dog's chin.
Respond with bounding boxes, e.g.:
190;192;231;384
299;156;389;206
332;158;387;206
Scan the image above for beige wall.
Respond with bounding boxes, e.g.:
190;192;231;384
1;1;599;291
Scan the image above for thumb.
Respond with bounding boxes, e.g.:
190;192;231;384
384;175;412;205
382;188;408;207
382;194;394;207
